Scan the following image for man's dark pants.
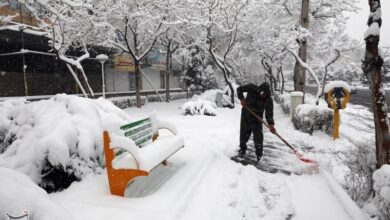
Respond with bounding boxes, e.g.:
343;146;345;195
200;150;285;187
239;113;263;157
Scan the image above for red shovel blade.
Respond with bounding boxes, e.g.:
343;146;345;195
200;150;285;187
298;155;318;164
294;151;318;164
296;153;320;174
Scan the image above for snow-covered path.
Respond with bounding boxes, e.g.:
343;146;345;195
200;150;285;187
50;99;363;220
287;175;352;220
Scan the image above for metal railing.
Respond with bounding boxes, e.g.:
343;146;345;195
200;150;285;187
0;88;184;102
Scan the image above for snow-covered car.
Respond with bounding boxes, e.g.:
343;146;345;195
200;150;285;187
284;82;294;92
350;86;357;94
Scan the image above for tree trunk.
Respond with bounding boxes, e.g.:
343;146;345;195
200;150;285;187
294;0;309;92
362;0;390;168
321;49;340;99
135;61;142;108
227;79;235;107
165;42;171;102
268;74;274;94
76;68;94;98
279;66;285;94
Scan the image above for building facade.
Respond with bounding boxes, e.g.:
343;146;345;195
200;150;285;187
0;0;182;98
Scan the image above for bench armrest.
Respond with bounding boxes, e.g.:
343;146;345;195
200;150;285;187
150;114;179;135
110;135;140;159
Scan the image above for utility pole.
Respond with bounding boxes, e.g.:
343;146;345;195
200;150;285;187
293;0;310;93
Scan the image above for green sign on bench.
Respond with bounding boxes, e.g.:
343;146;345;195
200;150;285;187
120;118;154;147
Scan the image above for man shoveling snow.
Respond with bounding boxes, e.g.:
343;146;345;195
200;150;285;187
237;82;276;161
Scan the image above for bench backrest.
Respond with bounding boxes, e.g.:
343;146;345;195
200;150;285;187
120;117;154;147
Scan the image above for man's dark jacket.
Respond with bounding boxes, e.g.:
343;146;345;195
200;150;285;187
237;82;274;125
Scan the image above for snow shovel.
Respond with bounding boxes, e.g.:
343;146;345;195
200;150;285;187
244;106;319;166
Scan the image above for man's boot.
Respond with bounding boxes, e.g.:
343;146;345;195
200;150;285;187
255;145;263;162
238;143;247;156
238;148;246;156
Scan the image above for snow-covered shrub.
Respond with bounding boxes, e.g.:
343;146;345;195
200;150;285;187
292;104;333;134
336;139;376;205
109;96;147;109
193;89;233;108
182;99;217;116
169;92;191;101
0;94;132;192
147;92;188;103
274;92;290;114
0;167;72;220
372;165;390;220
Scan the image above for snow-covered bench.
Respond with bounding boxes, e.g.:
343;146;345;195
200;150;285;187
103;115;184;196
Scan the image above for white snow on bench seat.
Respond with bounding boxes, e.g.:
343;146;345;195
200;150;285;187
112;135;184;172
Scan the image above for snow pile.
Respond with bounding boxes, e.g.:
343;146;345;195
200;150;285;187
96;54;108;60
0;94;132;192
324;81;351;93
290;91;304;97
193;89;235;108
274;92;291;114
372;165;390;219
0;167;72;220
193;89;221;103
292;104;333;134
364;22;380;39
322;171;367;220
182;99;217;116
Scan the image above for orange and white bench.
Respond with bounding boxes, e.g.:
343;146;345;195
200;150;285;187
103;115;184;196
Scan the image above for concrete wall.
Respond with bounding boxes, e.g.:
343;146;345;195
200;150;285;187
141;67;181;91
105;67;134;92
104;66;181;93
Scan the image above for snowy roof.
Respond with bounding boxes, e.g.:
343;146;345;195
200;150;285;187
0;25;48;37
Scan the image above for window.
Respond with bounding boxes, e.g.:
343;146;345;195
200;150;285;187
9;1;20;9
160;70;165;89
129;73;136;90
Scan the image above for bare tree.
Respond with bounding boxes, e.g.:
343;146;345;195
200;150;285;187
320;49;340;98
260;56;278;93
205;0;248;107
14;0;97;98
362;0;390;168
103;0;164;108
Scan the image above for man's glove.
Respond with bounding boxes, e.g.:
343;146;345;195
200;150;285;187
240;99;247;107
269;125;277;134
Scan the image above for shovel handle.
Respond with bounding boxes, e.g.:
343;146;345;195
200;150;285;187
244;106;297;152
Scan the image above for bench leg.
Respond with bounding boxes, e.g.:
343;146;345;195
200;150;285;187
104;130;149;197
108;169;149;197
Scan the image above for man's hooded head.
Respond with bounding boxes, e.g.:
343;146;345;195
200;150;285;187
258;82;271;100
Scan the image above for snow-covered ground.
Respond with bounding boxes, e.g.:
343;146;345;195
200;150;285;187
51;99;367;219
0;95;377;220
